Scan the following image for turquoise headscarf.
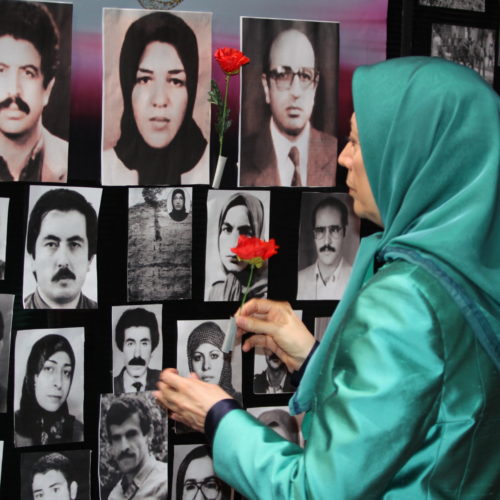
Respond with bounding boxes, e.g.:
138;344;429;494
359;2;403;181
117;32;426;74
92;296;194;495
290;56;500;415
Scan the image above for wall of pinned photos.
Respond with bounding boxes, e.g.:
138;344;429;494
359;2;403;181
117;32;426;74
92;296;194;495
0;0;497;498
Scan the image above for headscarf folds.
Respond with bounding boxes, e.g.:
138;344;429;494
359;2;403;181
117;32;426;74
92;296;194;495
114;12;207;185
290;57;500;415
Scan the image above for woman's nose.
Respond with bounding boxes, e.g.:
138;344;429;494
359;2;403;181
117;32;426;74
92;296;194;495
338;143;350;169
151;81;169;108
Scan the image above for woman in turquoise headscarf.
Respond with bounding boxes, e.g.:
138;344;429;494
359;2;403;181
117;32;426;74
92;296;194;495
155;57;500;499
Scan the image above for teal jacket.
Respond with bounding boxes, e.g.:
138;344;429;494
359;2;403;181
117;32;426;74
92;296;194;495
213;261;500;499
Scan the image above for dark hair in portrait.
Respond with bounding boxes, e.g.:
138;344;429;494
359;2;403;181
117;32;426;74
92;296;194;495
15;334;83;446
113;11;207;184
169;188;188;222
187;321;241;401
115;307;160;352
241;17;338;138
26;189;98;260
0;1;60;88
105;395;151;439
312;196;348;232
176;445;231;500
208;192;267;301
21;450;90;500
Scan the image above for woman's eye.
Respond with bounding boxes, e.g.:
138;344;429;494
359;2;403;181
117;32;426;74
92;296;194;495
63;369;72;378
193;354;202;362
210;352;220;360
167;76;186;87
43;366;54;373
221;223;233;234
135;75;151;85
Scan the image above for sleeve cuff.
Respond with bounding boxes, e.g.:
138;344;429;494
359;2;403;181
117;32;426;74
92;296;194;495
205;398;242;446
290;340;320;388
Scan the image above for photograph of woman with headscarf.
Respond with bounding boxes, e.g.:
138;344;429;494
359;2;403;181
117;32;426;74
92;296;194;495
128;187;192;301
205;190;271;301
173;444;233;500
14;328;84;447
177;320;242;404
101;8;211;185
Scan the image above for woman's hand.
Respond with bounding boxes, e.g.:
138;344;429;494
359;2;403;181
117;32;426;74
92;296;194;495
236;298;316;372
154;368;231;432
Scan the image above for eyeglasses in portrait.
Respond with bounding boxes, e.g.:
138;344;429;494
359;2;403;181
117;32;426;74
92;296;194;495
14;327;85;447
239;17;339;187
205;189;270;302
99;392;168;500
22;185;102;310
297;192;360;301
112;304;163;395
128;187;192;301
0;293;14;413
20;449;91;500
172;444;233;500
101;8;211;186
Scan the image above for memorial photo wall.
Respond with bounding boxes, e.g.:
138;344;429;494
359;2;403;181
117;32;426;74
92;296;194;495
2;0;497;498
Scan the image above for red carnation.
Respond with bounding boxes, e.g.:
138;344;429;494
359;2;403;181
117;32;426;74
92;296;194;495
231;235;279;269
214;47;250;75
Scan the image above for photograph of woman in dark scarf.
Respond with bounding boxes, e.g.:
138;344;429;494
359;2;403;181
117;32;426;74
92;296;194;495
187;321;242;404
206;191;270;301
14;332;84;447
102;9;210;185
169;188;189;222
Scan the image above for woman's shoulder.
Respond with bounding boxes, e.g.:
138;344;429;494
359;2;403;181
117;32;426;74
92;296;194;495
180;146;209;185
102;148;139;186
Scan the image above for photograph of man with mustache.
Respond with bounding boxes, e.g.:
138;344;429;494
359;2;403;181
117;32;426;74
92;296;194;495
0;1;70;182
297;195;355;300
24;187;99;309
113;307;162;395
101;394;168;500
239;18;338;187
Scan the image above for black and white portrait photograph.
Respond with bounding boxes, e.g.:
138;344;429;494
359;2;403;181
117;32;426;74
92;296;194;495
297;192;360;301
314;316;330;343
0;197;8;279
431;24;496;84
172;444;233;500
0;293;14;413
14;327;85;447
23;185;102;310
419;0;485;12
0;1;72;183
99;392;168;500
128;187;192;302
247;406;302;446
205;189;271;302
112;304;163;395
253;311;301;395
239;17;339;187
177;320;242;404
20;450;91;500
101;8;211;186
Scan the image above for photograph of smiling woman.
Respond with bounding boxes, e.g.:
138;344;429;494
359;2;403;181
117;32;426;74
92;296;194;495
13;327;84;447
101;9;211;186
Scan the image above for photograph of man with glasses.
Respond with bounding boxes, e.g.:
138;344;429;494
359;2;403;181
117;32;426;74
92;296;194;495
297;193;359;300
239;18;339;187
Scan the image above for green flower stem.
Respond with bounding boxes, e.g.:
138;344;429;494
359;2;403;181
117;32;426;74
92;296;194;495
240;264;255;309
219;74;230;158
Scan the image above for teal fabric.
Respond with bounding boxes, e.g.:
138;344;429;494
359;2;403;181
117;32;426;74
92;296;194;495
290;56;500;415
214;261;500;498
